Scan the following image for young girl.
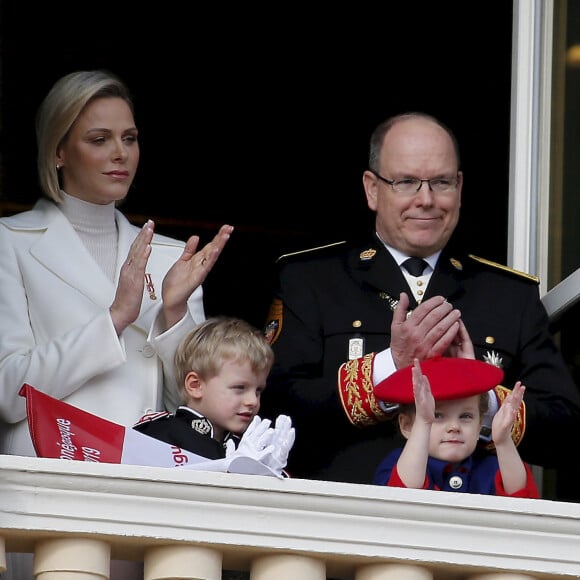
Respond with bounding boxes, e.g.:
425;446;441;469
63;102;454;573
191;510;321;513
372;357;539;498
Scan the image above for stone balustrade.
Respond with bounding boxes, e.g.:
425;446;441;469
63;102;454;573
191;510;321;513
1;455;578;579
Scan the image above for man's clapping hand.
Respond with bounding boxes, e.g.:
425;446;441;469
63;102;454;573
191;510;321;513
390;292;467;368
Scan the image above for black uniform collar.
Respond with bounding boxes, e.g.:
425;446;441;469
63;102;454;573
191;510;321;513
350;237;406;290
349;236;418;308
176;407;215;437
426;248;466;303
176;406;240;446
349;236;467;309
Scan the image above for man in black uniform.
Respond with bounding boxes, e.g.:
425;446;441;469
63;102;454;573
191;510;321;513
261;112;580;485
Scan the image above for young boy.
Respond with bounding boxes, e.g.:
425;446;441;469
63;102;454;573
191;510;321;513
372;357;539;498
133;316;284;461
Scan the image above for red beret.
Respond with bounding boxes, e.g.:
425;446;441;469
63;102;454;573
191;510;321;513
374;357;504;404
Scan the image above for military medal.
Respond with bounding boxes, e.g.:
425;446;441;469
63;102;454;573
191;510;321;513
379;291;399;312
348;337;364;360
144;273;157;300
379;291;415;318
483;350;503;368
348;320;364;360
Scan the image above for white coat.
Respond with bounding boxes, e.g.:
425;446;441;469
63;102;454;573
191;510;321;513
0;198;204;457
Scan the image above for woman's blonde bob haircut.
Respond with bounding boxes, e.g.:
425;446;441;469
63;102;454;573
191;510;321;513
174;316;275;404
36;69;134;203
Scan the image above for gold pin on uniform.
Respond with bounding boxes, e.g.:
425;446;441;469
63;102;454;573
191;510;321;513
359;249;377;261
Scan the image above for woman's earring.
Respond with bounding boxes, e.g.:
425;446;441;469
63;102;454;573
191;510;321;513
56;164;61;170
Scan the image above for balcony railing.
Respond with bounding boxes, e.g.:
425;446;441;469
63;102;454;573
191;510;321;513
1;454;579;579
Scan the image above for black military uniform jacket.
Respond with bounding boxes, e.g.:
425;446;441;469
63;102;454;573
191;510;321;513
133;407;239;459
261;234;580;484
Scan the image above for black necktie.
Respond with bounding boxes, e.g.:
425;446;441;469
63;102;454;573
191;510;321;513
402;257;428;277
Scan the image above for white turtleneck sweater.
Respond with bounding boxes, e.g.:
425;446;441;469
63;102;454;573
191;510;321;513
59;191;118;281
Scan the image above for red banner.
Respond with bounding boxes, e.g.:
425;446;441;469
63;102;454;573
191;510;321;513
18;384;282;477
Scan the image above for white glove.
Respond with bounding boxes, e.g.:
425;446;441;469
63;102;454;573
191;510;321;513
225;415;295;477
225;416;275;461
261;415;295;475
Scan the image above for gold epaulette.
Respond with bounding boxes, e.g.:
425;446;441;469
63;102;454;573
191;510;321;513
276;241;346;263
468;254;539;284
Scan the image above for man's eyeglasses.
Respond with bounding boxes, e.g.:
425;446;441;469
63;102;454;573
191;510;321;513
369;170;459;195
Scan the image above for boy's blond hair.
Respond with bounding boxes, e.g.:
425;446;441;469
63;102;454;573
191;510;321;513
174;316;274;403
